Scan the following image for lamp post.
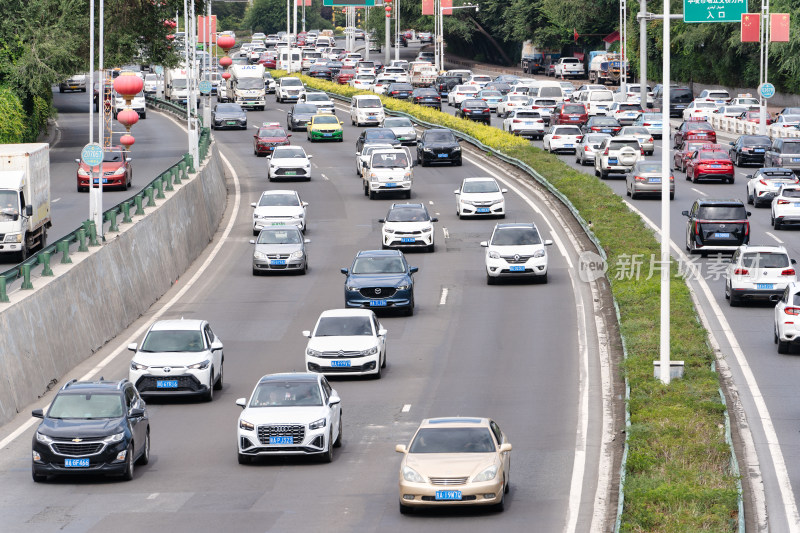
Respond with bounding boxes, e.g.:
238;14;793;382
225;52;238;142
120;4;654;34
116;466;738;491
436;4;478;72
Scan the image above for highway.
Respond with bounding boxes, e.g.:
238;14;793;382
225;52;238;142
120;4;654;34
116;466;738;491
0;50;618;532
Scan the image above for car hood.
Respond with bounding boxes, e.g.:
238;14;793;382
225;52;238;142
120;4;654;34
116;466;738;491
347;273;411;288
389;127;416;136
131;351;211;367
270;158;310;167
241;405;329;425
422;141;458;149
405;453;497;478
307;336;377;351
215;111;246;120
254;206;304;217
257;136;288;143
38;417;126;439
460;192;504;202
291;112;316;120
255;243;303;254
384;221;431;232
80;161;124;171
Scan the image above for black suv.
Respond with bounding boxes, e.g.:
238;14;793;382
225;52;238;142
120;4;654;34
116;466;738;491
31;379;150;482
434;75;462;97
683;199;751;256
652;84;693;117
416;128;462;166
729;135;772;166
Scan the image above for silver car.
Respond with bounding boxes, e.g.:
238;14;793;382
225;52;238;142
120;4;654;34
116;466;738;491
381;117;417;145
250;226;309;275
618;126;655;156
625;161;674;200
575;133;610;166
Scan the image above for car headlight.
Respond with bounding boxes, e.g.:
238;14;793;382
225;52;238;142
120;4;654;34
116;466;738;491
461;200;475;206
360;346;378;356
422;227;432;233
346;285;359;292
36;432;53;444
254;251;268;260
239;419;255;431
289;250;304;259
454;146;461;151
402;465;425;483
488;251;500;259
187;360;210;370
309;417;327;430
396;284;409;290
423;147;433;152
307;348;322;357
472;464;499;482
533;249;546;258
383;227;395;234
103;432;125;444
4;233;21;243
130;361;147;371
113;167;126;175
370;173;378;181
78;168;90;176
403;171;412;180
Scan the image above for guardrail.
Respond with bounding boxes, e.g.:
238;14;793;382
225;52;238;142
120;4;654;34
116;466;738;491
706;113;800;139
0;96;211;302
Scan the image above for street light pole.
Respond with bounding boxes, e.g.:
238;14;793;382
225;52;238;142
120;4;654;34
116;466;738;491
639;0;647;107
758;0;770;136
94;0;105;239
659;0;671;385
437;5;478;71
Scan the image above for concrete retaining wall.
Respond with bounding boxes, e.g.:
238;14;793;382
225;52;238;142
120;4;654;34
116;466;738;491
0;146;226;426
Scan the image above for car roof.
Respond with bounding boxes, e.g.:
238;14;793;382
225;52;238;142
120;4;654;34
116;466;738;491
149;318;205;331
390;203;425;209
261;189;299;195
736;244;788;254
60;379;128;393
257;372;320;384
463;177;496;183
356;249;404;257
318;308;375;318
495;222;536;230
695;198;745;206
756;168;796;175
420;417;490;428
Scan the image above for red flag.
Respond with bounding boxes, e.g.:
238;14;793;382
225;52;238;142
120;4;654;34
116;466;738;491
574;29;579;43
741;13;760;42
422;0;433;16
771;13;790;42
441;0;452;15
296;0;311;5
197;15;217;43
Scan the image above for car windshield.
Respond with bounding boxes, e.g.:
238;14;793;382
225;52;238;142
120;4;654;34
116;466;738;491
783;142;800;154
534;99;556;106
259;193;300;206
492;227;541;245
743;136;771;145
249;381;322;407
640;114;661;121
216;104;242;113
624;127;649;135
698;151;728;160
145;74;158;81
593;118;618;126
463;99;487;107
538;87;561;97
257;229;302;244
387;206;428;222
313;115;339;125
294;104;317;114
409;428;496;453
282;78;303;86
238;78;262;89
372;152;409;168
103;151;123;163
741;252;790;268
172;79;187;89
367;130;396;140
782;189;800;198
554;127;582;135
258;128;286;137
636;162;663;172
351;256;406;274
610;140;641;150
685;143;705;153
723;107;747;114
314;316;373;337
384;118;413;128
425;131;455;142
140;329;205;352
463;180;500;193
273;148;307;159
618;104;642;111
509;95;529;102
481;91;502;97
697;206;747;219
48;393;125;419
359;98;382;108
516;112;540;119
306;94;328;101
695;102;717;108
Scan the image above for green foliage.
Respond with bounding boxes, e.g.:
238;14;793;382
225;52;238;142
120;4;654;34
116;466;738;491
0;86;26;143
245;0;331;35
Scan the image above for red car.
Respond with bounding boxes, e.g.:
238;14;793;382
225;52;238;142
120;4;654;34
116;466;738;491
685;146;734;183
673;119;716;148
333;69;356;84
76;145;132;192
258;53;277;69
551;103;588;126
673;141;706;172
740;111;773;125
253;122;291;157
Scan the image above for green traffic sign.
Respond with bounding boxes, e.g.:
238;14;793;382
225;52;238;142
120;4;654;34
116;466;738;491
323;0;374;5
683;0;746;23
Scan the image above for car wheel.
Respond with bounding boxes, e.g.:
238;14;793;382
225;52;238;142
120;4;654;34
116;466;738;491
334;415;343;448
728;287;740;307
320;432;334;462
670;193;675;200
747;189;754;204
455;158;462;166
203;375;214;402
493;490;505;512
399;502;414;515
373;361;382;379
735;153;741;166
487;273;496;285
369;190;377;200
538;272;548;284
122;443;135;480
237;452;251;465
31;463;47;482
600;170;608;179
778;339;790;354
214;361;223;391
136;430;150;465
729;177;735;184
774;217;782;230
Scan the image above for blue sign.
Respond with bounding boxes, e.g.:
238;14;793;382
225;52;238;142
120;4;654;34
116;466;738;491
199;80;212;94
81;143;104;166
154;65;164;75
759;82;775;100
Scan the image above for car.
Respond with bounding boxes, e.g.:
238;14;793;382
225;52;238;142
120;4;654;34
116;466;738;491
395;417;512;514
307;114;344;142
341;249;417;314
373;75;397;95
455;177;507;218
268;145;313;181
417;31;433;43
551;102;588;126
354;28;365;40
729;94;760;111
626;161;674;200
594;136;643;179
496;94;532;118
714;105;748;119
31;379;149;482
76;146;132;192
481;222;552;284
448;85;480;108
342;53;363;68
771;185;800;229
485;82;513;95
350;74;376;91
739;110;772;125
383;67;409;83
253;122;291;156
381;117;418;145
575;133;611;166
606;102;642;126
765;138;800;174
776;107;800;117
307;64;333;80
356;127;400;154
235;372;342;463
433;75;461;97
59;73;87;93
632;112;664;138
685;146;735;183
773;114;800;129
477;89;503;111
724;245;796;307
385;82;414;100
143;73;162;94
746;168;799;207
251;224;309;275
673;119;716;148
542;125;583;154
275;76;305;103
682;101;720;121
410;87;441;109
128;319;224;401
416;51;435;62
300;92;336;114
695;89;731;106
286;103;318;131
211;102;247;130
417;128;462;166
250;189;308;235
581;116;622;135
363;148;415;199
351;94;385;126
529;98;558;125
618;126;654;156
773;282;800;353
683;199;750;255
621;83;653;106
456;99;491;124
380;203;437;251
652;84;693;117
303;309;387;378
356;143;396;177
729;135;772;166
502;109;546;139
575;88;615;116
464;74;492;88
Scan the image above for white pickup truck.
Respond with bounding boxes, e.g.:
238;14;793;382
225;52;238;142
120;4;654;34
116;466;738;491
554;57;584;79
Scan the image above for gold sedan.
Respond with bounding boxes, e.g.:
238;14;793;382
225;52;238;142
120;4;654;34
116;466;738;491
395;417;512;513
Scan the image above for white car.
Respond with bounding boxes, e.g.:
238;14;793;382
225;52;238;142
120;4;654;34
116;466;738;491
446;69;473;80
449;85;480;107
725;245;796;308
128;319;224;402
143;73;162;95
455;177;507;218
389;59;410;71
607;102;643;125
113;92;146;119
502;109;546;139
235;372;342;463
775;281;800;353
747;168;799;208
618;126;654;156
559;81;575;100
356;143;396;177
300;92;335;114
695;89;730;106
464;74;492;88
772;185;800;229
774;114;800;129
383;67;409;83
481;222;553;284
342;53;363;68
496;94;532;118
594;136;643;178
542;125;583;154
381;117;417;145
268;145;312;181
303;309;387;378
714;105;748;118
575;133;611;166
622;84;654;106
350;74;376;91
276;76;305;103
529;98;557;124
251;189;308;234
380;203;436;251
730;96;760;111
372;75;397;95
682;101;718;121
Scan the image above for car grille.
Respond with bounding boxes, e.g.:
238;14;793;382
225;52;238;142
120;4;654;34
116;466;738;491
257;424;305;445
267;253;291;259
429;476;469;486
316;129;338;133
287;90;300;95
135;375;202;392
471;200;495;206
319;350;363;358
395;230;422;235
310;362;376;373
275;168;308;176
502;254;533;264
359;287;397;298
51;441;105;456
422;495;477;501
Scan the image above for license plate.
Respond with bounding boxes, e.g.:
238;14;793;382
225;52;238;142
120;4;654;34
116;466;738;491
270;259;286;265
370;299;387;307
794;203;800;207
157;380;178;388
271;222;285;225
92;179;109;184
65;458;90;468
709;164;722;168
323;133;332;137
476;207;491;213
331;360;351;367
755;149;765;153
285;171;296;175
713;232;731;238
793;158;800;163
609;158;618;164
269;436;293;444
757;283;774;290
602;129;611;133
227;121;237;125
564;144;573;147
509;265;525;272
435;490;462;501
437;153;448;158
570;117;578;121
384;182;398;188
401;237;415;243
648;178;661;183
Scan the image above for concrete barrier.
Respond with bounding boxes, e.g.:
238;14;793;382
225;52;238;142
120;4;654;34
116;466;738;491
0;145;226;426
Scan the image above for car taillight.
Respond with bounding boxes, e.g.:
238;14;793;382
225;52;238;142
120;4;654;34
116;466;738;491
552;135;561;139
512;119;522;123
391;91;398;95
634;175;645;182
778;199;791;204
782;269;796;276
759;179;768;186
785;307;800;315
648;137;654;143
733;268;749;275
584;146;592;152
640;148;645;155
694;221;700;235
745;221;750;236
603;148;609;155
643;123;651;126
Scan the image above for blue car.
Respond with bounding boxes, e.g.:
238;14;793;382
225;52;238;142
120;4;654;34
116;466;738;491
341;250;417;316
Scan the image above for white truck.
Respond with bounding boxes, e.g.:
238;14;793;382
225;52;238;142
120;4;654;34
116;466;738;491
164;67;189;104
554;57;585;79
228;64;266;110
588;52;631;85
411;65;438;87
0;143;51;261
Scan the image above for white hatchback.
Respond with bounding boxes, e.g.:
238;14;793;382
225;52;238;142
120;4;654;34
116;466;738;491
268;145;312;181
251;189;308;234
543;125;583;154
772;185;800;229
481;222;553;284
726;245;796;307
303;309;387;378
455;177;507;218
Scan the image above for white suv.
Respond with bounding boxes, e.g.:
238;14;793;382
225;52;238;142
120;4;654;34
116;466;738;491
481;222;553;284
251;189;308;234
380;203;437;252
594;136;643;179
771;185;800;229
726;245;796;307
276;77;305;103
747;168;799;208
350;94;385;126
303;309;387;378
128;319;224;402
775;281;800;353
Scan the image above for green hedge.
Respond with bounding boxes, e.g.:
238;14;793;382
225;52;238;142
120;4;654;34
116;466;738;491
0;86;27;143
271;70;740;532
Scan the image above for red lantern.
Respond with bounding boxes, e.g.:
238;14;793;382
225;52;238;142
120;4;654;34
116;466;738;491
217;35;236;51
219;56;232;68
386;12;391;17
221;72;231;80
385;5;391;11
166;34;175;40
113;73;144;106
120;134;136;149
116;109;139;132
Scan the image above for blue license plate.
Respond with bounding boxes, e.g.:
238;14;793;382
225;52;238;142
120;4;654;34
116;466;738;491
384;182;398;188
323;133;332;137
331;360;351;367
609;158;618;164
708;164;722;168
401;237;415;243
564;144;573;147
793;158;800;163
157;380;178;388
602;129;611;133
269;436;293;445
713;232;731;238
437;153;448;158
794;203;800;207
270;259;286;265
509;265;525;272
435;490;462;501
756;283;774;290
92;179;110;184
754;149;765;153
65;458;90;468
370;299;387;307
476;207;490;213
648;178;661;183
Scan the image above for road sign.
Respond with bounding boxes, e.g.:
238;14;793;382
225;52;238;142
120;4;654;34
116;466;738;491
199;80;212;94
323;0;374;5
759;82;775;99
81;143;104;167
684;0;746;23
154;65;164;75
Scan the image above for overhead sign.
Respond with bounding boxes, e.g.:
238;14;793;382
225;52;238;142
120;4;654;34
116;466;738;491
759;82;775;99
323;0;374;5
81;143;104;167
684;0;746;23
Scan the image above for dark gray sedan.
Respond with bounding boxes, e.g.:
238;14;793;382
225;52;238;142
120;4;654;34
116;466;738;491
250;226;309;275
211;103;247;130
287;103;318;131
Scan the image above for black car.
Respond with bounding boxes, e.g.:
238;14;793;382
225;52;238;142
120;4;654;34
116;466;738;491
211;103;247;130
485;82;512;95
307;64;333;80
582;116;622;135
729;135;772;166
326;60;344;76
652;84;693;117
356;128;401;154
683;199;750;256
411;87;442;109
385;82;414;99
416;128;462;166
456;99;491;124
31;379;150;482
434;76;461;97
286;103;318;131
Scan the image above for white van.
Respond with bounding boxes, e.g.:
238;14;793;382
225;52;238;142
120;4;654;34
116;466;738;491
315;36;332;49
350;95;385;126
278;47;302;73
530;81;565;103
578;89;615;116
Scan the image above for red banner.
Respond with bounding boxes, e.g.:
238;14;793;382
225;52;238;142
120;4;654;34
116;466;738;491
296;0;312;5
442;0;452;15
771;13;790;42
422;0;433;16
197;15;217;43
741;13;760;42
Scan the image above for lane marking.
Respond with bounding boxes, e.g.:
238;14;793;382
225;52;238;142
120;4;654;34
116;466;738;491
766;231;784;244
321;173;329;180
442;227;449;239
147;493;159;500
690;187;707;196
439;288;448;305
52;198;61;203
402;404;411;413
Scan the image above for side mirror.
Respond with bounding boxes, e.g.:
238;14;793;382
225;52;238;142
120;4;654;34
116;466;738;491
792;259;797;265
75;158;81;163
249;239;256;244
378;218;385;223
328;393;341;406
409;266;419;274
25;204;32;217
480;241;488;247
431;217;438;222
235;398;247;408
128;408;146;419
746;211;752;217
395;444;408;453
746;174;753;180
302;330;312;337
378;328;388;336
301;201;309;207
211;340;223;351
544;239;554;246
308;154;313;159
32;408;44;419
681;210;690;217
254;135;258;139
250;202;257;208
501;188;508;193
499;443;513;453
770;294;782;303
454;189;460;194
127;342;138;351
729;141;734;146
340;268;349;274
287;133;292;137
